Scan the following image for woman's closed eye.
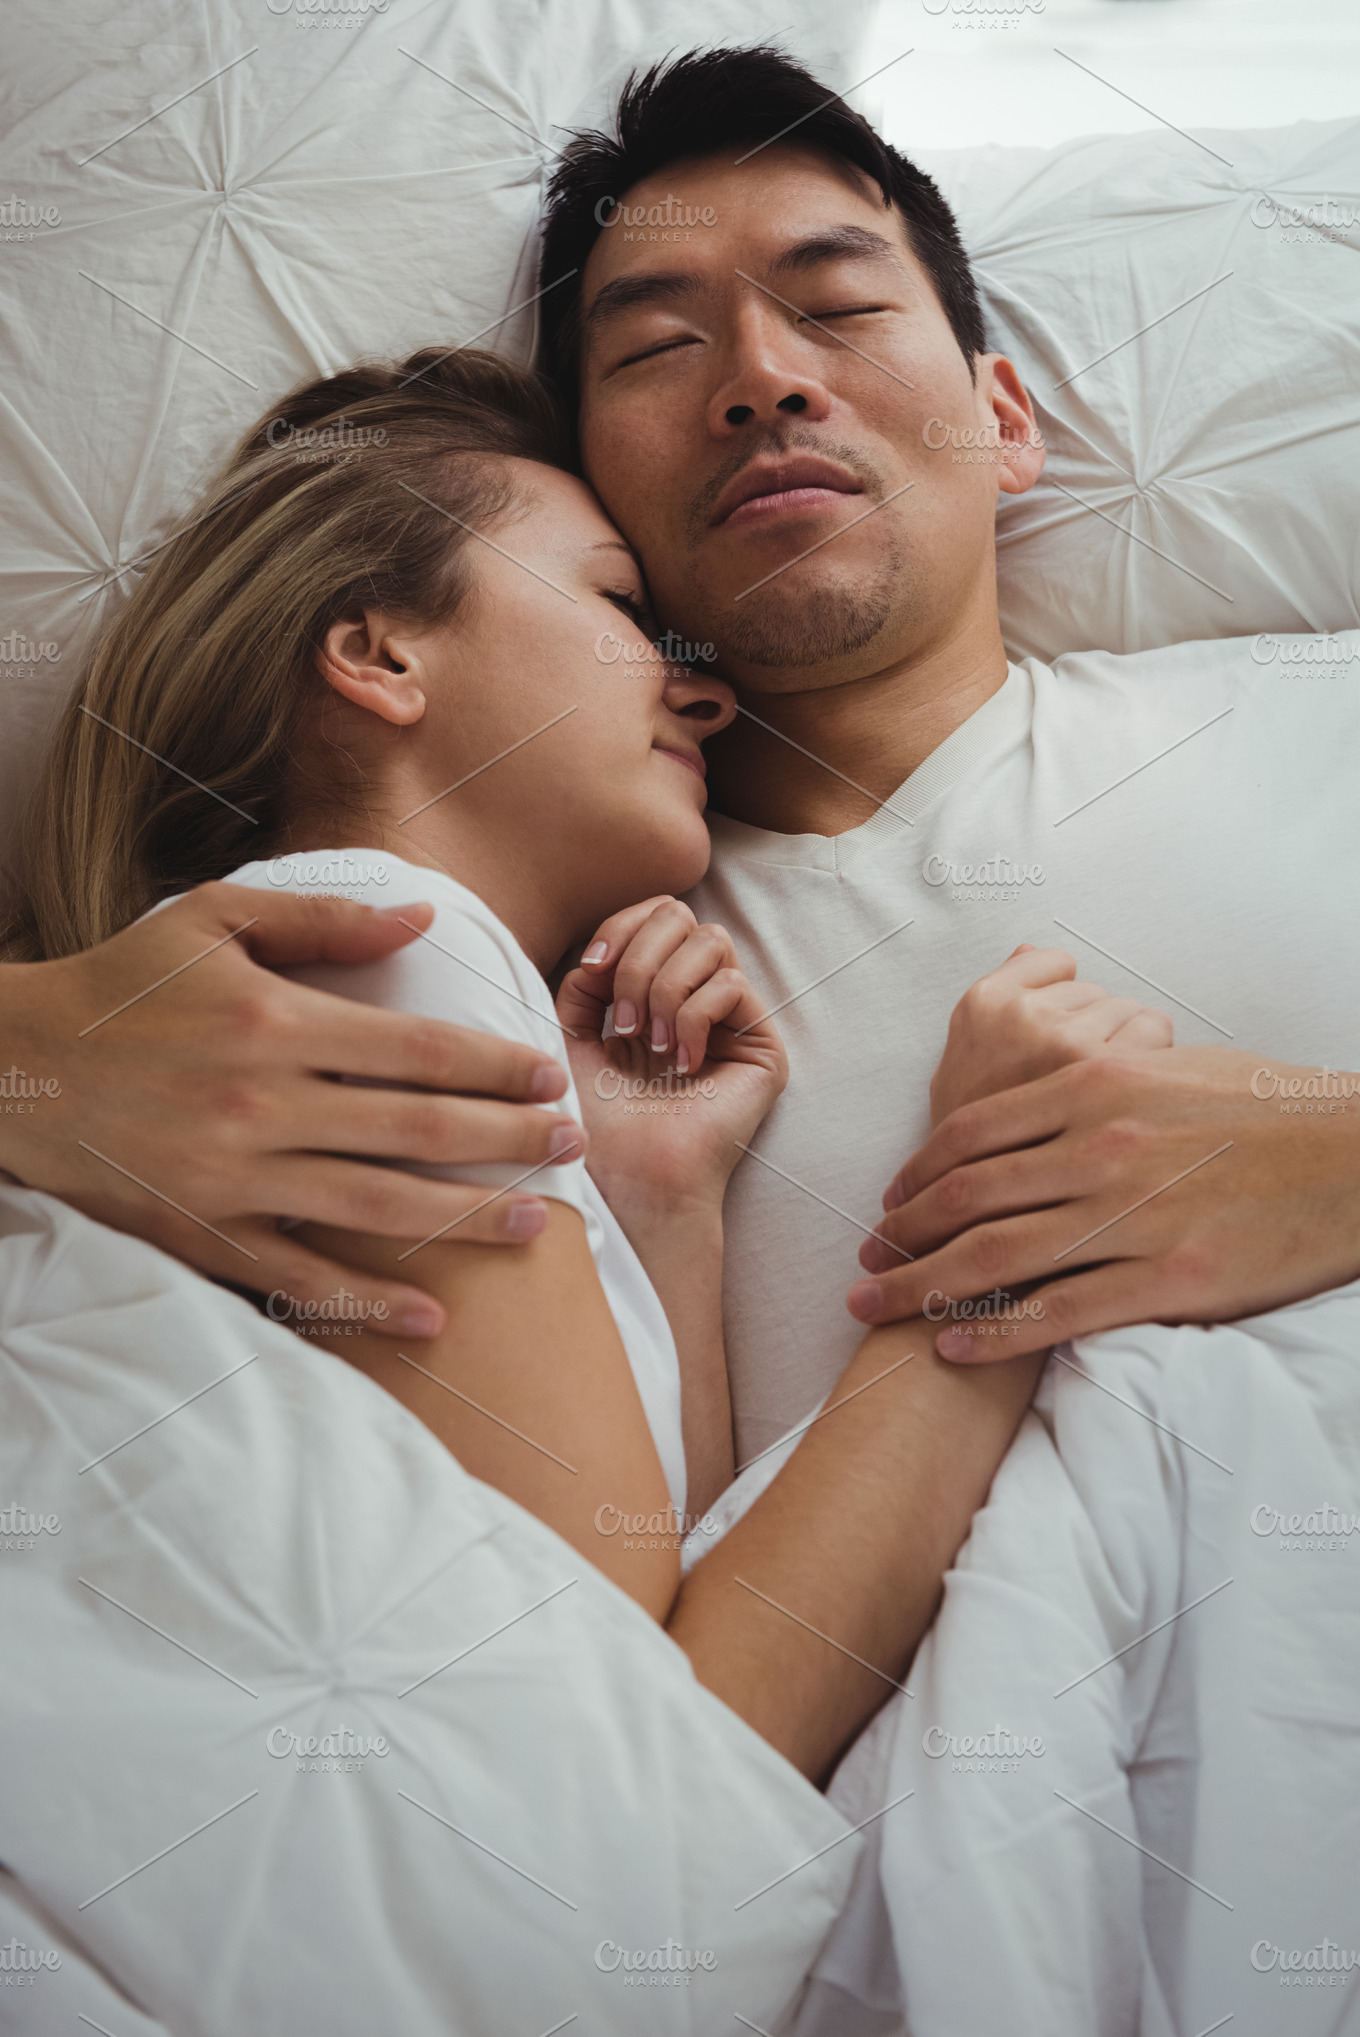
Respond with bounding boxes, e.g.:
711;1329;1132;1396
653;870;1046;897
604;587;654;630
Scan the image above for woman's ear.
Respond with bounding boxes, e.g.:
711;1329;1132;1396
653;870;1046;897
316;611;426;726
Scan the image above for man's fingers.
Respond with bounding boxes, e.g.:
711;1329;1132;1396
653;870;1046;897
216;1158;554;1248
883;1071;1077;1211
933;1261;1175;1364
1108;1009;1175;1051
848;1189;1126;1329
284;989;567;1101
225;1231;454;1341
867;1138;1096;1266
194;881;436;966
296;1089;585;1172
986;944;1078;991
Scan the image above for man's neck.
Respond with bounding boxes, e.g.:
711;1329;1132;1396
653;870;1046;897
705;622;1010;838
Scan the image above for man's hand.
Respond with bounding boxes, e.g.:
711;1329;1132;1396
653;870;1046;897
0;884;580;1337
927;943;1172;1126
848;1045;1360;1359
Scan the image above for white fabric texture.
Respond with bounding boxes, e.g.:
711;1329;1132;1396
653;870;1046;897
800;1291;1360;2037
0;1182;856;2037
0;0;1356;883
919;119;1360;663
687;629;1360;1460
211;849;688;1518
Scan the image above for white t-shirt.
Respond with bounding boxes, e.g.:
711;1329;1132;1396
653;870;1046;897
215;853;687;1516
685;633;1360;1461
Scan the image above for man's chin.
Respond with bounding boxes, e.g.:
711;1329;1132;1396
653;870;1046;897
714;581;895;670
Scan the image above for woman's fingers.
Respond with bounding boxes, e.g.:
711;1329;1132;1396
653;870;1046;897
575;897;687;978
671;967;770;1074
608;901;700;1040
645;926;739;1054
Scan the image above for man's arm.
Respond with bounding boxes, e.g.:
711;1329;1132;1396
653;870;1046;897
0;883;579;1335
851;1045;1360;1359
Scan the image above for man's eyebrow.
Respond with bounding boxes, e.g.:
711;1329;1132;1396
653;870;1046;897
584;270;703;333
769;226;903;277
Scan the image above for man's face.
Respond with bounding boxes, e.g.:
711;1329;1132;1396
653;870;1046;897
576;144;1042;695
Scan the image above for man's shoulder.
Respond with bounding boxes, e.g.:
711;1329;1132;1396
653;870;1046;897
1028;629;1360;741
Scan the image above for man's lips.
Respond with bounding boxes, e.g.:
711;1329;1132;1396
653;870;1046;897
653;744;706;783
712;455;864;528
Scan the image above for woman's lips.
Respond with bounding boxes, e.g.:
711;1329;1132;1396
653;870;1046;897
722;483;859;527
654;746;706;783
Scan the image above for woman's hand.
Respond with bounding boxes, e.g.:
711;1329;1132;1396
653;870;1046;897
556;896;787;1215
928;943;1173;1128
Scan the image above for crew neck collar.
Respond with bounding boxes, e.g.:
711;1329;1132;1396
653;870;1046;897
707;662;1033;867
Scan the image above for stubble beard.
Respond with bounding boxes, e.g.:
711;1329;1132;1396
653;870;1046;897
681;428;905;669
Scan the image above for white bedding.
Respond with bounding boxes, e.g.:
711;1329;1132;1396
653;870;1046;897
0;1183;855;2036
703;1292;1360;2037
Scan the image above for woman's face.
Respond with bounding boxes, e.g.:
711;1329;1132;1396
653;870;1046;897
397;462;737;932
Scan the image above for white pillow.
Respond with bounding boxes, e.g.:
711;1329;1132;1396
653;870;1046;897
920;119;1360;662
1;2;1355;880
0;0;856;886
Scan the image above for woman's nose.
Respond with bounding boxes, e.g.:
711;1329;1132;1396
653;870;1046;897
661;664;737;735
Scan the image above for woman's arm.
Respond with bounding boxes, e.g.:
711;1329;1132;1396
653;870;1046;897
671;1322;1043;1783
557;896;788;1521
301;1202;1038;1783
290;1205;682;1618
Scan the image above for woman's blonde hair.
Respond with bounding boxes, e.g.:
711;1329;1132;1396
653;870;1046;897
3;348;569;961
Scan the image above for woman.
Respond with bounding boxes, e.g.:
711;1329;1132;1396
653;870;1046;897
9;347;1154;1780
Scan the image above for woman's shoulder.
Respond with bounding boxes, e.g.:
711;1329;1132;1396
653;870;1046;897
222;850;560;1054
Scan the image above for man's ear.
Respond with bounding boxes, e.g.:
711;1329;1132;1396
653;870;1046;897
982;356;1046;499
316;611;427;726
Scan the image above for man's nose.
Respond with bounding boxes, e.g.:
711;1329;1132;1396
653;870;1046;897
706;309;833;436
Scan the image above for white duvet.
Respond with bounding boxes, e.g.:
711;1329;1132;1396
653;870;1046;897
5;1191;1360;2034
0;1184;855;2036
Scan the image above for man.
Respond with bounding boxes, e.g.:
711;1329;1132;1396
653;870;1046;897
2;54;1356;1414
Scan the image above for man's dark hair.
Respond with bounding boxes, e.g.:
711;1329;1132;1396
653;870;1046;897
539;44;986;391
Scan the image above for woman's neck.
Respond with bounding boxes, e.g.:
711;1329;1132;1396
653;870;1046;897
270;804;581;978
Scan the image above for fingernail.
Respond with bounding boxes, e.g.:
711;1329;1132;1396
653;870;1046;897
582;941;608;965
936;1328;973;1361
650;1017;668;1053
530;1060;566;1101
846;1280;883;1323
549;1122;584;1160
675;1044;689;1074
506;1198;547;1240
882;1178;903;1212
859;1237;888;1273
613;999;637;1036
396;1301;444;1338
